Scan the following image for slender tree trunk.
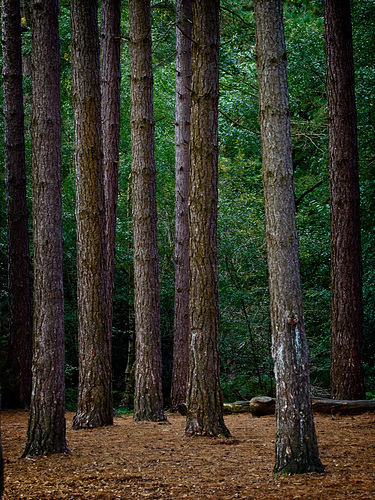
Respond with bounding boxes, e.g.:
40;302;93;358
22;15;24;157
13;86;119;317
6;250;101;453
1;0;32;408
23;0;68;456
101;0;121;340
121;183;136;409
323;0;365;400
253;0;324;474
170;0;192;412
71;0;113;429
129;0;166;422
121;328;135;408
185;0;230;438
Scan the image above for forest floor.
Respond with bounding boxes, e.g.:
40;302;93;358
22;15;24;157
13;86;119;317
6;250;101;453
1;409;375;499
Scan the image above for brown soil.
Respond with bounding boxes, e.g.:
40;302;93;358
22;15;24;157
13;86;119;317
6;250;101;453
2;409;375;499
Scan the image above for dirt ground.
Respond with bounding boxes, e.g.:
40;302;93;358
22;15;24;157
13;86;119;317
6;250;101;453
1;409;375;499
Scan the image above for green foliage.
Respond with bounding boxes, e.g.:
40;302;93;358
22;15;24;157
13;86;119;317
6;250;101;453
1;0;374;408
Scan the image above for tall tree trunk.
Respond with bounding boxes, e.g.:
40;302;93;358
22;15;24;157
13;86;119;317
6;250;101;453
129;0;166;422
71;0;113;429
170;0;192;412
23;0;68;456
185;0;230;438
1;0;32;408
323;0;365;400
253;0;324;474
101;0;121;341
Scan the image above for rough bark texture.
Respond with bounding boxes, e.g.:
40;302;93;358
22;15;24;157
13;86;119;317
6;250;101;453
185;0;230;438
23;0;68;456
170;0;192;413
323;0;365;401
1;0;32;408
71;0;113;429
253;0;324;474
101;0;121;341
129;0;166;422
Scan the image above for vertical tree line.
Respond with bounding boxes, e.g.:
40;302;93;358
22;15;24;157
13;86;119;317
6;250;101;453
323;0;365;401
253;0;323;474
185;0;230;438
1;0;32;409
23;0;68;456
0;0;369;479
170;0;192;413
129;0;166;422
70;0;113;430
101;0;122;351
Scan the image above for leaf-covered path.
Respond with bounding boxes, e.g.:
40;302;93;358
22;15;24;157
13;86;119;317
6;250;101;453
2;409;375;499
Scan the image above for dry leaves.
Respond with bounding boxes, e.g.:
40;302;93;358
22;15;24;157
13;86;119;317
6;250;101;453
2;409;375;499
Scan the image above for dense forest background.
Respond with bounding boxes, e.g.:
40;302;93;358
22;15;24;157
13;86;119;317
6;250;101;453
0;0;374;409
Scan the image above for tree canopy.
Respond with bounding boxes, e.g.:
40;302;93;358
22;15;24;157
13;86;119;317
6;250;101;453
0;0;374;411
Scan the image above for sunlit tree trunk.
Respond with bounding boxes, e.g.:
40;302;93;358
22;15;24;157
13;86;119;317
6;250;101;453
101;0;121;341
129;0;166;422
253;0;324;474
71;0;113;429
323;0;365;401
1;0;32;408
185;0;230;438
170;0;192;413
23;0;68;456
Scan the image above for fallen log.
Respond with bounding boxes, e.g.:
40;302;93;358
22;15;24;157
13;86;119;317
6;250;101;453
223;400;250;414
223;397;375;416
312;398;375;415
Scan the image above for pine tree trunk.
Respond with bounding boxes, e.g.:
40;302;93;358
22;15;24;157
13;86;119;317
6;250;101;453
185;0;230;438
323;0;365;401
170;0;192;413
129;0;166;422
253;0;324;474
121;328;135;409
71;0;113;429
1;0;32;408
23;0;68;456
121;184;136;409
101;0;121;341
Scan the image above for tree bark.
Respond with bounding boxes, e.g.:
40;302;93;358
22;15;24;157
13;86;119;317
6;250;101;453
101;0;121;342
185;0;230;438
23;0;68;456
121;184;136;409
129;0;166;422
121;327;135;409
323;0;365;401
170;0;192;413
253;0;324;474
71;0;113;429
1;0;32;408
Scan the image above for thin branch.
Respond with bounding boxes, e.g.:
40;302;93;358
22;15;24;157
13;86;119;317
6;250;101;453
220;4;252;28
295;178;327;209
